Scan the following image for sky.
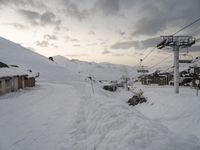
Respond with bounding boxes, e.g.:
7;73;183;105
0;0;200;67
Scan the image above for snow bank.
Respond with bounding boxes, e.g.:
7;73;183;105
62;84;200;150
135;85;200;139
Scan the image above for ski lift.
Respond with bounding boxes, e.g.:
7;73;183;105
137;59;149;73
179;53;193;63
137;66;149;73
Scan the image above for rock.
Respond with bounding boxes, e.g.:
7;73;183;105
128;95;147;106
49;57;54;61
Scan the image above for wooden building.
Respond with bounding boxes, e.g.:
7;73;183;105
0;62;36;95
24;77;35;87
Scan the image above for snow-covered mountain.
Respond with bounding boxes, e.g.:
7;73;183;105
0;37;139;82
53;55;138;81
0;37;76;83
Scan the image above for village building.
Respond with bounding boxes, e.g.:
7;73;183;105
139;71;173;86
0;62;36;95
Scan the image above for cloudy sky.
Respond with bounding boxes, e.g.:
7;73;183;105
0;0;200;66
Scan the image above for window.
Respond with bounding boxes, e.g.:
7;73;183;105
0;80;2;89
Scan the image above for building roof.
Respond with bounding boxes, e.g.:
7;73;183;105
0;67;34;79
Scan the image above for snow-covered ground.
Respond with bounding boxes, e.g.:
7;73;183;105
1;37;200;150
0;82;81;150
135;85;200;138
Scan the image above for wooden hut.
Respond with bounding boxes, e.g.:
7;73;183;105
18;75;27;89
24;76;35;87
0;62;36;95
0;77;11;95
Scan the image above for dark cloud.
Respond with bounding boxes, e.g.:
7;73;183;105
18;9;61;30
18;9;40;25
93;0;121;16
63;0;89;21
44;34;58;40
116;29;125;36
102;50;110;54
35;40;49;47
111;37;161;50
133;16;169;36
0;0;46;8
40;12;60;26
111;41;138;50
131;0;200;36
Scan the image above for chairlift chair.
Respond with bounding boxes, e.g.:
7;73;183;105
179;53;193;63
137;59;149;73
137;66;149;73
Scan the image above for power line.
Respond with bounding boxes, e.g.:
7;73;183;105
137;17;200;67
133;46;157;67
162;66;174;73
141;46;157;62
173;17;200;35
149;54;172;69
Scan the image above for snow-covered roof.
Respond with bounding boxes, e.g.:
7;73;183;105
0;67;34;78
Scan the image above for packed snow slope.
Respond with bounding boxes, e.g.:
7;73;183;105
53;55;138;81
1;36;200;150
0;37;76;83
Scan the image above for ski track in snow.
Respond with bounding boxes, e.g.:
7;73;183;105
60;83;200;150
1;81;200;150
0;82;81;150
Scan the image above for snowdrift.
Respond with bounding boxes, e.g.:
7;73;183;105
62;84;200;150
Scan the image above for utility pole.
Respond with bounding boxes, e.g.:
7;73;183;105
157;36;195;94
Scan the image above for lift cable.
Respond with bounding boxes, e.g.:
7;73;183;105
141;46;157;62
149;54;173;70
173;17;200;35
136;17;200;67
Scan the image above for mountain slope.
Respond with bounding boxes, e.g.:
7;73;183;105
0;37;76;83
53;55;138;81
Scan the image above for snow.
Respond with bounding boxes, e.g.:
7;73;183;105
53;55;138;81
0;36;200;150
0;37;77;83
0;82;81;150
62;85;200;150
0;67;34;78
135;85;200;138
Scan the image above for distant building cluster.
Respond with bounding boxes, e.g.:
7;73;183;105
138;66;200;88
